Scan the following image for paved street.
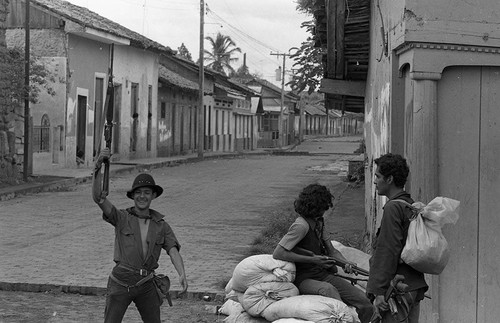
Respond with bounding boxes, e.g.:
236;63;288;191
0;136;364;296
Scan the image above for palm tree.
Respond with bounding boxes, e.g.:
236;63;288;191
204;32;241;75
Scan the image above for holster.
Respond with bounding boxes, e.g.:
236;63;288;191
153;274;172;306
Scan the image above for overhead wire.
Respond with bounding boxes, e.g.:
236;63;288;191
205;6;284;74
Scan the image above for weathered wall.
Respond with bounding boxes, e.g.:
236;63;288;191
6;29;65;56
157;87;197;157
366;0;500;321
396;0;500;49
65;34;109;167
31;57;66;172
112;44;158;160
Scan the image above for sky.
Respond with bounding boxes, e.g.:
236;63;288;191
65;0;311;88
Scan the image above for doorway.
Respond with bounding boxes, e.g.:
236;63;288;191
76;95;87;163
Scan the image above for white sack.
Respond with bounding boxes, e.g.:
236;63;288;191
223;311;270;323
225;289;244;302
330;240;370;290
231;254;296;293
242;282;299;317
219;299;244;317
262;295;354;323
272;319;314;323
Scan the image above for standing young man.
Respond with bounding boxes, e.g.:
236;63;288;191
92;148;188;323
273;184;374;323
367;153;428;322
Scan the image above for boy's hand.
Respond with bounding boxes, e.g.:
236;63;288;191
95;147;111;171
314;255;337;268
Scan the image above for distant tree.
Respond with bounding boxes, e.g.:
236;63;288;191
231;53;251;78
204;32;241;76
177;43;193;61
287;2;322;94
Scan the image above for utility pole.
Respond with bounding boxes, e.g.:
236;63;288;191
23;0;30;181
197;0;205;158
270;51;290;148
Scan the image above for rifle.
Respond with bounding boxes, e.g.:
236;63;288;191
293;245;369;277
371;275;409;323
101;43;115;195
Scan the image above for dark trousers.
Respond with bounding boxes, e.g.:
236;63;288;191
104;277;161;323
298;274;374;323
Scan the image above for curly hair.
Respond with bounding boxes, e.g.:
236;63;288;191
374;153;409;188
294;184;334;219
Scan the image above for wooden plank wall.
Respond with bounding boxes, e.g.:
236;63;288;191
477;67;500;322
437;66;480;322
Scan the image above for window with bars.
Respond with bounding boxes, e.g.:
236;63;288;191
33;114;50;152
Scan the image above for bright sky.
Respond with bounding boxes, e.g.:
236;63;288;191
65;0;310;87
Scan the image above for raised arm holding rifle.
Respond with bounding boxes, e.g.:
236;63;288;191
92;44;187;323
272;184;374;323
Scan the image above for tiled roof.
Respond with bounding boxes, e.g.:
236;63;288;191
158;65;199;91
32;0;173;53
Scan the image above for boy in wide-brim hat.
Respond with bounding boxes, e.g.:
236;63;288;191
92;147;188;323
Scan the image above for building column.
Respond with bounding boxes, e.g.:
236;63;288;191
410;71;441;323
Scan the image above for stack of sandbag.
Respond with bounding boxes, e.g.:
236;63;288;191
329;240;370;290
220;253;362;323
220;254;298;322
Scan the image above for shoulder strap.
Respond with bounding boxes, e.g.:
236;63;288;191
389;199;420;220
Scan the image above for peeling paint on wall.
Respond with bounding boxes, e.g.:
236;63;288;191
367;82;390;159
67;98;76;136
158;120;172;142
366;82;391;230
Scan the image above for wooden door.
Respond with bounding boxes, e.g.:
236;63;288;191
76;95;87;161
437;66;500;322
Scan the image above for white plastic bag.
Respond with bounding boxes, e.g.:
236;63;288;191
397;197;460;274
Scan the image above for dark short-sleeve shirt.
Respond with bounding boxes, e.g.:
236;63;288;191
103;206;180;274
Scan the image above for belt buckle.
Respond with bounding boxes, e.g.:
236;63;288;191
139;269;147;276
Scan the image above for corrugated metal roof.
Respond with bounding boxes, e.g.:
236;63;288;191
32;0;172;53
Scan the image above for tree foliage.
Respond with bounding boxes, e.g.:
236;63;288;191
177;43;193;61
0;47;55;130
287;20;324;94
204;32;241;76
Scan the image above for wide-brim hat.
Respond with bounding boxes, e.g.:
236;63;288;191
126;173;163;199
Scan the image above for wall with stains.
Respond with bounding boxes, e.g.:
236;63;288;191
397;0;500;49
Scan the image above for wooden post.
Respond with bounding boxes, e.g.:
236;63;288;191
23;0;30;181
198;0;205;158
410;71;441;323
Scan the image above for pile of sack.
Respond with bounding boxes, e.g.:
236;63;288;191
219;241;370;323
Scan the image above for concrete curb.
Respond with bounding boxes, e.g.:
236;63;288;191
0;281;226;303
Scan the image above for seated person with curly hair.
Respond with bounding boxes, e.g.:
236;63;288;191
273;184;374;323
